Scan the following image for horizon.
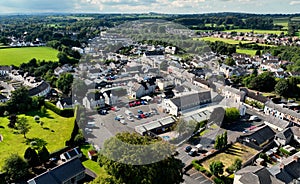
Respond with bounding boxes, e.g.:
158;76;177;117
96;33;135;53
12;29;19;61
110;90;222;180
0;0;299;15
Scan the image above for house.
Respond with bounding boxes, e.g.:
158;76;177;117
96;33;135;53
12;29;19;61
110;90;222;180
129;79;157;99
222;86;246;104
274;128;294;146
28;81;50;97
162;91;212;116
234;166;284;184
239;125;276;150
240;88;268;108
192;78;210;89
291;126;300;144
88;150;97;160
27;158;85;184
264;100;300;126
264;116;291;132
54;65;73;76
268;152;300;184
0;94;8;103
60;147;82;162
83;92;106;110
0;66;11;76
56;98;73;109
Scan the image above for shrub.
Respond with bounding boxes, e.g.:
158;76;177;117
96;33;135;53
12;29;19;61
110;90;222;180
44;101;74;117
279;147;291;156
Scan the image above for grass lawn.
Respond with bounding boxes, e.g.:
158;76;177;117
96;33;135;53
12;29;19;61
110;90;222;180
0;109;74;169
80;144;108;178
195;37;252;45
226;29;287;35
0;47;59;66
236;49;257;56
201;143;258;174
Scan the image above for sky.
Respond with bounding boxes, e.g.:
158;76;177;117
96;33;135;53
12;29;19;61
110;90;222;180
0;0;299;14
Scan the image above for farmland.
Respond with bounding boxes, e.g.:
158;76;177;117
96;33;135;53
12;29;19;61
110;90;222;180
236;49;257;56
0;47;59;66
0;109;75;168
195;37;253;45
225;29;287;35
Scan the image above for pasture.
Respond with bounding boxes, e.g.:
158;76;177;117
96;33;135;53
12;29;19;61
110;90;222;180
226;29;287;35
196;37;252;45
0;47;59;66
236;49;257;56
0;109;75;168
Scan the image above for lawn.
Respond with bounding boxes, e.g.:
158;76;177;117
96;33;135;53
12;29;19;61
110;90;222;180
0;109;74;169
236;49;257;56
80;144;108;177
196;37;252;45
225;29;287;35
201;143;258;173
0;47;59;66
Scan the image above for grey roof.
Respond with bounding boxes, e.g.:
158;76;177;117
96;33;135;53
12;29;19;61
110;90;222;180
265;116;291;130
275;128;293;140
28;81;50;96
291;126;300;137
243;125;276;146
0;94;8;100
265;101;300;119
170;91;211;110
28;158;85;184
237;166;284;184
240;87;268;103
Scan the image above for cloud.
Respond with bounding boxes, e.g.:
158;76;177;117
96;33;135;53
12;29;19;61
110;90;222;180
289;0;300;4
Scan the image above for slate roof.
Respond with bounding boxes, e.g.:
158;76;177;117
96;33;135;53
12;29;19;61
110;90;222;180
170;91;211;110
28;81;50;96
27;158;85;184
236;166;284;184
265;101;300;119
240;88;268;103
242;125;276;146
0;94;8;100
275;128;293;140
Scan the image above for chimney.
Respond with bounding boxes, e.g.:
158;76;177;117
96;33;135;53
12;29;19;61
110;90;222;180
293;156;299;162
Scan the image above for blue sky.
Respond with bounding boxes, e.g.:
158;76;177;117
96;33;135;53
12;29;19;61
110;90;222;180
0;0;299;14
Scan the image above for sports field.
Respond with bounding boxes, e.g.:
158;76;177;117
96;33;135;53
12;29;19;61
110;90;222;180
0;47;59;66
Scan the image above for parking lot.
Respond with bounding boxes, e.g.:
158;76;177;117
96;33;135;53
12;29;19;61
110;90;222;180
84;101;170;148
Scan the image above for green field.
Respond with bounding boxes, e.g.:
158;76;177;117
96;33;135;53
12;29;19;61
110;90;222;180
0;47;59;66
196;37;253;44
236;49;257;56
226;29;287;35
0;109;75;169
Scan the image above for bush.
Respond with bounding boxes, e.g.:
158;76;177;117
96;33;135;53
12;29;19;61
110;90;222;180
44;101;74;117
212;176;224;184
279;147;291;156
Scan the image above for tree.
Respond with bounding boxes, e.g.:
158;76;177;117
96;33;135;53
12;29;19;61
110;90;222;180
209;161;224;176
38;146;50;163
8;114;17;128
214;135;221;150
98;132;184;184
255;49;261;56
7;86;32;113
275;79;289;97
224;57;235;66
233;158;242;171
16;117;31;138
74;130;85;145
222;131;228;148
56;73;74;95
2;154;29;182
24;147;40;167
224;107;240;123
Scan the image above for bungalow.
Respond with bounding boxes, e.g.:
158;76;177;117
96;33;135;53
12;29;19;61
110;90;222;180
60;147;82;162
162;90;212;116
27;158;85;184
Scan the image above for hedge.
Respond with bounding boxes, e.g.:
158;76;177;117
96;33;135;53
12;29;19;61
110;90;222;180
279;147;291;156
44;101;74;117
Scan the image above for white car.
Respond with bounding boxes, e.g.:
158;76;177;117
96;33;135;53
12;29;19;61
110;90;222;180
127;116;134;121
249;115;259;121
117;115;124;119
120;119;126;125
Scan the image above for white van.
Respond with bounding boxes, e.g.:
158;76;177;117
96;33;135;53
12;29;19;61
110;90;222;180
195;144;203;151
86;122;95;128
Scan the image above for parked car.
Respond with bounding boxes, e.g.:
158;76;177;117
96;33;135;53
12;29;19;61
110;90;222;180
185;146;192;152
120;119;126;125
141;100;148;105
188;149;197;156
99;109;107;115
140;114;146;118
125;110;134;117
144;112;150;117
115;115;124;121
127;116;134;121
249;115;259;121
137;110;143;114
243;129;249;134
